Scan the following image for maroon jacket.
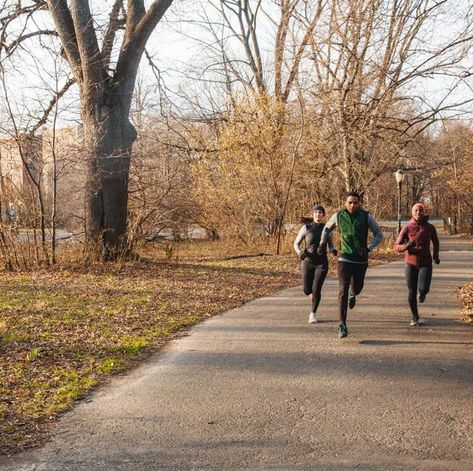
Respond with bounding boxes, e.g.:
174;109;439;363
395;216;440;267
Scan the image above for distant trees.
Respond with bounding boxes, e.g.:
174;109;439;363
303;0;473;194
1;0;473;267
128;116;193;246
0;33;72;266
431;122;473;233
186;0;473;245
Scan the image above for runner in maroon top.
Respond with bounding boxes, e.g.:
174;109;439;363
395;203;440;326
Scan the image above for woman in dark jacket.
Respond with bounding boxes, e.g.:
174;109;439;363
294;204;337;324
395;203;440;326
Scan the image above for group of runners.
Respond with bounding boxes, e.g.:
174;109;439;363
294;192;440;338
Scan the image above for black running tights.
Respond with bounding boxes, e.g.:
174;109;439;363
301;260;328;314
404;263;433;318
337;261;368;325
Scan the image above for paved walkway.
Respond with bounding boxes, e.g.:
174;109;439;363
1;235;472;471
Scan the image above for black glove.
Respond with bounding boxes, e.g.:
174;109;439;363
405;240;415;249
316;246;324;256
358;246;370;257
299;252;307;261
331;249;338;256
433;257;440;264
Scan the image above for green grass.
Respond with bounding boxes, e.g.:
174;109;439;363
107;336;149;354
97;357;123;374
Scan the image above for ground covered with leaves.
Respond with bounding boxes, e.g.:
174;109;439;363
457;235;473;323
0;240;401;454
458;282;473;323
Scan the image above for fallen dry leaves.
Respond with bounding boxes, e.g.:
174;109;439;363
458;282;473;323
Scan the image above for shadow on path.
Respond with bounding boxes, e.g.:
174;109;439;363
360;339;473;346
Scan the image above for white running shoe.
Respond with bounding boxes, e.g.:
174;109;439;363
309;312;318;324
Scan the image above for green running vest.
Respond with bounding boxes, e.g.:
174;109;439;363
337;209;369;262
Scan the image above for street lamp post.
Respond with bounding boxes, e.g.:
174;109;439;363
394;168;405;234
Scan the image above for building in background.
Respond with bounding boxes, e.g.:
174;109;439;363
0;127;86;230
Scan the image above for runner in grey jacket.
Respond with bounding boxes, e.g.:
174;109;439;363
294;204;336;324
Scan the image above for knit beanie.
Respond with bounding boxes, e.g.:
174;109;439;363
312;204;325;215
412;203;425;212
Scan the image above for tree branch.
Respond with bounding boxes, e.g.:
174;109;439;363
30;77;76;135
4;29;58;56
114;0;173;101
102;0;124;70
46;0;82;79
70;0;107;86
134;0;173;49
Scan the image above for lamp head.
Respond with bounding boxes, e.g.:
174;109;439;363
394;168;405;184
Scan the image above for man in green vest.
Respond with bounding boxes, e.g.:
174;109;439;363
318;192;383;338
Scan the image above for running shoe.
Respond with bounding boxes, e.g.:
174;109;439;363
417;292;426;303
338;324;348;338
309;312;318;324
410;317;420;327
348;293;356;309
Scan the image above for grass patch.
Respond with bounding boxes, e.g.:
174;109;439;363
107;336;148;354
97;357;123;374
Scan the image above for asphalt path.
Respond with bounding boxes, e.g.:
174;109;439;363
1;235;472;471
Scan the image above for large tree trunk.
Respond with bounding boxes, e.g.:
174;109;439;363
83;94;137;259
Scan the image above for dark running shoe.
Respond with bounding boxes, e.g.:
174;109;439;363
348;293;356;309
338;324;348;338
417;292;426;304
410;317;420;327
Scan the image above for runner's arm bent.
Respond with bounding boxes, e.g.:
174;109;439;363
367;214;384;251
319;213;337;248
293;225;307;257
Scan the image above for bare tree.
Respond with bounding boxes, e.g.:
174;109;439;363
0;12;82;267
175;0;326;252
45;0;173;259
0;1;175;259
305;0;473;194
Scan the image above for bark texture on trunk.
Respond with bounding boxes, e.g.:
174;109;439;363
84;96;137;259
